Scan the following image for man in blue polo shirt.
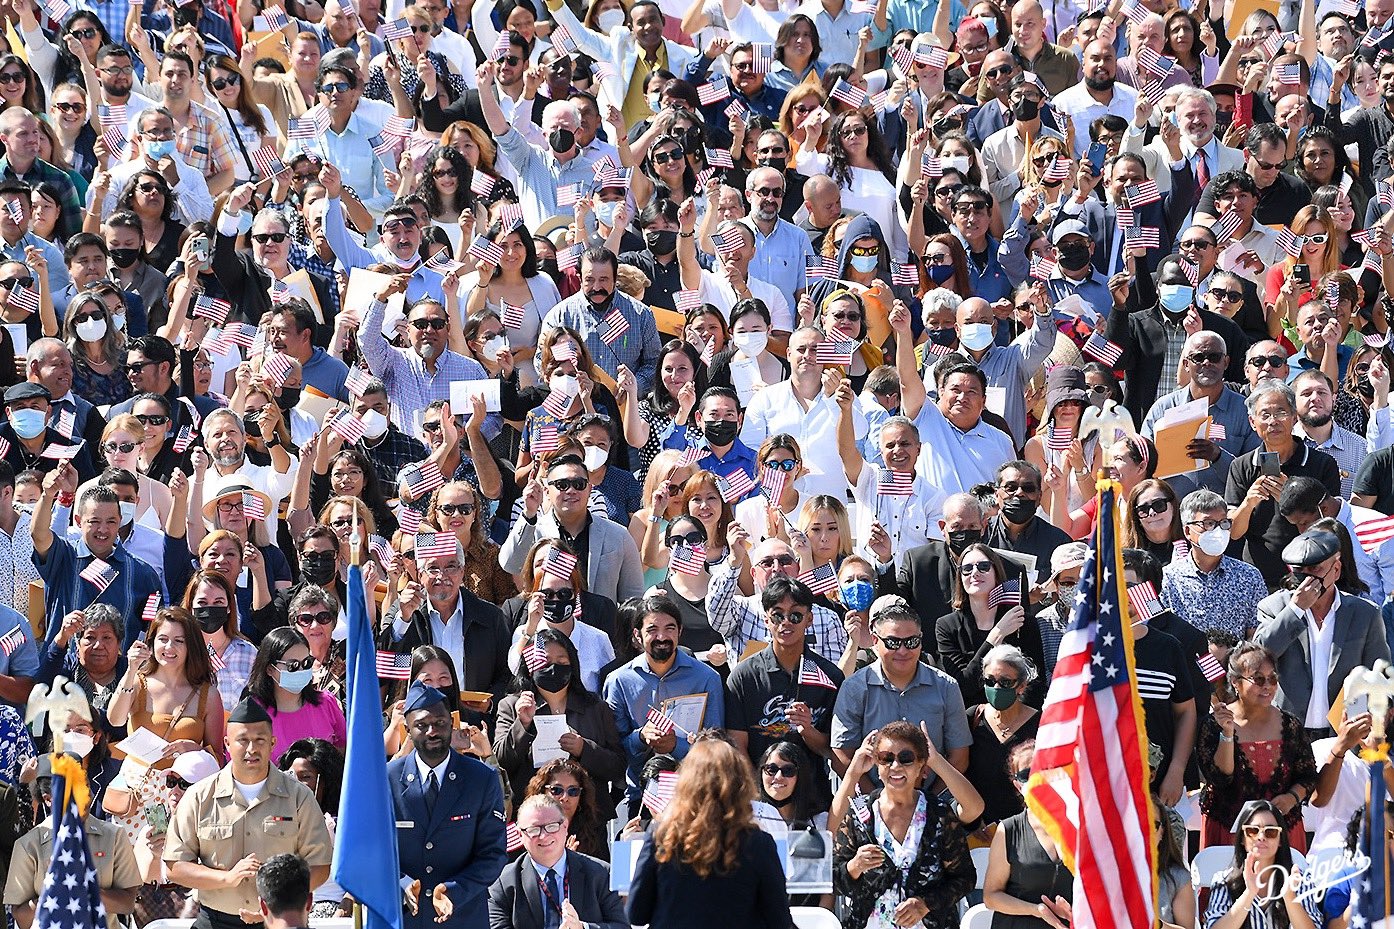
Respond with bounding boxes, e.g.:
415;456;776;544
664;387;757;499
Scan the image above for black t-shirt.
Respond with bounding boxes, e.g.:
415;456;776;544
1132;627;1195;786
1196;169;1313;228
619;250;683;311
1353;446;1394;514
1225;444;1342;585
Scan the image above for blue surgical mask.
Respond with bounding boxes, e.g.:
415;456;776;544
928;264;955;283
850;254;879;273
1158;283;1194;314
595;200;623;228
840;579;875;611
144;139;176;160
959;322;995;352
277;667;314;692
9;408;45;439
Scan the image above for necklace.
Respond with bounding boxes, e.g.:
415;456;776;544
987;706;1025;740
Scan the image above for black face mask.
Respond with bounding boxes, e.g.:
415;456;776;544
703;420;739;447
539;258;560;280
1057;243;1092;272
543;600;575;624
548;128;576;154
277;388;301;411
191;605;228;634
946;528;982;554
1356;376;1375;398
533;662;573;692
109;248;140;269
645;229;677;255
1000;496;1037;525
300;552;337;585
1011;98;1040;121
757;156;787;173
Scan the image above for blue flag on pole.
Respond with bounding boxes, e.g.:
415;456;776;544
1353;757;1390;927
331;566;402;929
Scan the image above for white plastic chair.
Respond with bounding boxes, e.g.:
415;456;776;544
1189;845;1234;891
310;920;356;929
961;903;994;929
142;920;194;929
790;906;842;929
971;846;991;890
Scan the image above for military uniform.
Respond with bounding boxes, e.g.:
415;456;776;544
4;816;141;929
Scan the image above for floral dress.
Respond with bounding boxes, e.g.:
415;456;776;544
364;50;465;103
868;793;929;929
0;704;35;785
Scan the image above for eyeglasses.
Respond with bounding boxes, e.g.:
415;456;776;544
103;441;137;454
1178;238;1215;250
982;675;1020;689
876;633;921;650
273;657;315;672
252;232;288;244
761;762;798;778
136;183;164;194
210;74;240;91
53;101;85;113
68;26;98;39
667;530;705;547
382;216;419;233
99;65;135;76
520;820;566;837
216;499;245;513
544;784;582;798
1242;673;1279;687
751;186;784;198
763;458;798;472
549;477;589;492
319;81;352;94
1303;233;1329;245
841;125;868;139
1209;288;1243;303
133;412;168;424
2;276;33;291
998;480;1039;495
756;553;798;569
294;611;336;626
959;560;994;576
875;749;918;767
0;72;26;85
1133;499;1170;518
1248;354;1287;368
437;503;476;516
1185;351;1225;365
1012;768;1032;783
1250;158;1283;171
410;318;448;331
1185;517;1232;532
651;149;685;165
1241;824;1283;839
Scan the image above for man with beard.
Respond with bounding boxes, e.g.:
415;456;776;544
602;594;723;810
686;42;788;147
199;405;296;525
1000;1;1078;95
1051;39;1139;157
1125;87;1245;200
90;45;155;127
742;166;814;300
321;172;442;306
541;247;661;395
896;493;988;664
1293;370;1366;499
752;131;808;223
982;73;1065;203
1142;331;1260;496
619;200;682;310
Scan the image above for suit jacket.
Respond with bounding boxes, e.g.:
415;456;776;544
499;513;644;605
379;589;514;700
211;232;337;345
896;541;957;662
548;1;695;108
493;691;627;817
1253;590;1391;722
1124;134;1246;196
389;750;508;929
487;850;626;929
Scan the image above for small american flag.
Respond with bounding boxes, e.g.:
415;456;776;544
1173;538;1190;560
404;461;445;497
1126;581;1160;622
670;543;706;577
423;251;462;276
99;103;127;128
398;506;423;535
55;409;74;439
1380;182;1394;211
376;651;411;680
852;795;871;824
1275;61;1302;83
1180;258;1201;287
892;262;919;287
263;4;289;28
0;624;24;656
1134;46;1174;77
533;425;560;453
1083;332;1123;365
207;644;226;672
712;225;746;257
1365;332;1389;348
642;771;678;815
1124;180;1161;207
467;235;504;266
1275;227;1303;258
556;183;583;207
1030;255;1058;280
8;285;38;315
1353;228;1377;247
262;352;294;387
1207;422;1226;441
269;281;292;305
750;43;774;73
542;386;575;418
891;45;914;73
382;17;413;40
499;301;525;330
723;98;750;123
251;146;286;180
600;308;629;344
370;134;399;162
877;468;914;496
34;759;106;929
988;579;1021;609
830;79;867;108
1116;207;1136;229
1326;281;1343;311
470;172;496;198
1197;651;1226;683
556;244;582;272
923;156;946;180
700;335;716;366
3;199;22;226
490;30;512;61
241;492;267;520
674;290;703;312
100;126;126;156
1356;513;1394;552
1120;0;1149;22
1261;30;1285;56
677;442;706;468
1139;80;1167;106
497;201;526;230
345;368;374;398
383;116;415;140
645;706;676;736
760;464;788;505
80;558;117;592
814;340;855;366
799;659;837;690
328;409;367;443
806;255;837;278
36;0;72;20
141;593;160;622
505;821;525;852
415;532;458;560
1212;210;1243;245
0;435;15;458
40;442;82;461
222;323;259;350
1048;426;1074;451
521;632;549;672
798;562;838;595
716;469;756;502
920;45;950;69
194;295;232;325
1042;157;1072;183
1124;227;1161;250
1362;247;1385;275
704;147;734;169
543;547;579;580
288;106;330;140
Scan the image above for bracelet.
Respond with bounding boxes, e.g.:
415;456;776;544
1218;731;1234;742
678;230;695;238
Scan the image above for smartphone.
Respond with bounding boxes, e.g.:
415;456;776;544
145;802;170;835
1259;451;1280;477
1294;263;1311;286
1234;92;1254;131
190;234;210;271
1087;141;1107;177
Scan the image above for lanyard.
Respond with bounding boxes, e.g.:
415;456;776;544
536;868;569;913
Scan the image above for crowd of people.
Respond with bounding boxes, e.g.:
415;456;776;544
0;0;1392;924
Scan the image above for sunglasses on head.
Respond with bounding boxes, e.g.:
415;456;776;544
875;749;918;767
876;633;921;650
761;762;797;778
382;216;420;233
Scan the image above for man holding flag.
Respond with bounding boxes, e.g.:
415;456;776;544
1024;480;1158;929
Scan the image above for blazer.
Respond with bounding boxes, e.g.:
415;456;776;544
626;829;794;929
1124;133;1246;196
499;513;645;605
211;231;337;345
1253;590;1391;722
379;589;514;700
492;690;627;818
389;750;508;929
548;1;696;108
895;541;958;661
487;850;626;929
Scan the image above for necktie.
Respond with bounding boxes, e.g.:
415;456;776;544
424;770;439;813
543;869;562;929
1195;150;1210;190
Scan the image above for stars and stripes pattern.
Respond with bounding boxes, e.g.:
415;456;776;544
669;543;706;577
599;308;629;345
1116;208;1135;229
262;4;289;28
1083;332;1123;366
556;244;582;273
1275;227;1303;258
262;352;294;387
542;547;578;580
712;225;746;257
533;425;560;454
404;461;445;497
716;469;756;502
892;262;919;287
382;17;414;40
920;156;944;178
1179;258;1201;287
798;659;837;690
1351;756;1390;929
251;146;286;181
674;290;703;312
1206;422;1226;441
34;761;106;929
1196;651;1226;683
724;98;750;123
1042;157;1072;183
55;410;74;440
1123;227;1161;250
1031;255;1058;280
288;106;331;140
0;624;24;657
521;633;549;673
345;367;374;398
641;771;678;816
805;255;837;278
8;284;39;315
1126;582;1160;622
1048;427;1074;451
988;579;1021;609
470;172;496;198
141;593;160;623
556;183;582;207
1324;279;1342;310
467;235;504;266
1355;513;1394;552
1134;46;1175;77
542;385;575;418
877;468;914;496
750;43;774;73
1024;482;1156;929
760;464;789;505
1123;180;1160;207
1365;332;1389;348
100;126;126;156
207;645;226;672
797;562;838;595
1274;61;1302;83
918;45;950;68
415;532;458;560
99;104;127;129
397;506;423;535
829;79;867;107
505;821;525;852
645;707;676;736
40;443;82;461
697;77;731;106
814;340;855;366
3;199;23;226
193;296;232;325
240;492;267;521
376;651;411;680
80;558;117;593
500;301;525;330
704;147;734;169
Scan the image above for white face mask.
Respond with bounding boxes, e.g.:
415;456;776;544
732;331;768;357
481;335;508;360
111;312;126;332
63;732;94;758
583;445;608;471
959;322;994;352
595;200;624;228
941;155;971;173
392;252;419;269
76;317;108;343
119;500;136;527
550;373;579;397
1196;527;1231;557
359;408;389;440
597;8;624;31
648;92;663;113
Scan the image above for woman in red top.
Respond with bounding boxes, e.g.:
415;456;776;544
1264;205;1343;315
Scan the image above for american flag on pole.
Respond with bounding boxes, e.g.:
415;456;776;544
1275;227;1303;258
556;183;583;207
670;543;706;577
1116;208;1135;229
1023;483;1157;929
100;125;126;156
207;644;226;672
422;251;461;278
829;79;867;107
1030;255;1058;280
988;579;1021;609
724;98;750;123
697;77;731;105
1126;581;1160;622
1355;513;1394;552
0;624;24;656
712;225;746;257
1042;157;1072;183
404;461;445;497
1212;210;1243;245
1179;258;1201;287
798;659;837;690
1365;332;1389;348
674;290;703;312
877;468;914;496
814;340;856;366
1139;80;1166;106
599;308;629;344
262;352;294;387
645;707;677;737
7;284;38;315
500;301;525;330
1274;61;1302;83
1134;46;1175;77
704;147;734;169
797;562;838;595
542;386;575;418
470;171;496;198
750;43;774;74
1206;422;1226;441
376;651;411;680
521;633;549;673
1123;180;1160;207
415;532;458;560
760;464;788;505
805;255;837;279
99;103;127;129
533;425;560;454
467;235;504;266
1123;227;1161;250
141;592;160;623
34;758;107;929
919;45;950;69
1351;757;1392;929
716;469;756;502
921;156;944;178
1083;332;1123;366
241;492;267;520
3;199;23;226
194;295;232;325
288;106;330;140
327;409;367;443
642;771;678;815
345;367;374;397
55;409;74;440
1196;651;1226;683
251;146;286;181
382;17;413;40
542;547;578;580
80;558;117;593
263;4;289;29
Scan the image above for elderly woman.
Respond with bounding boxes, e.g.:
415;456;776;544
284;584;346;702
35;603;126;713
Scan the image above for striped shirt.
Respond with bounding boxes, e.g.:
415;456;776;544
704;559;848;663
1204;876;1322;928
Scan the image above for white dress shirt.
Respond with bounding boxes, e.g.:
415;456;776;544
740;381;867;500
1304;592;1340;729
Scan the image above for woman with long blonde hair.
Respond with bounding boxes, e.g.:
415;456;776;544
627;732;792;928
1266;204;1343;315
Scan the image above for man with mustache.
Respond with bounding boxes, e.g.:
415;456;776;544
540;247;661;395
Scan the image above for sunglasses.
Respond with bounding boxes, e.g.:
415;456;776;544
294;611;336;626
53;101;85;113
1178;238;1214;250
959;560;994;576
544;784;582;798
252;232;288;244
1248;354;1286;368
983;65;1014;79
1133;499;1170;518
1208;288;1243;303
410;318;448;331
274;657;315;672
0;72;26;85
103;440;138;454
431;168;457;179
667;530;705;547
1242;673;1279;687
540;588;574;604
876;633;921;650
1242;824;1283;839
500;55;523;66
761;763;797;778
1250;158;1283;171
382;216;420;233
841;125;868;139
875;749;918;767
165;772;193;790
210;74;241;91
549;477;589;492
319;81;353;94
998;480;1039;494
1303;233;1329;245
953;202;989;215
437;503;476;516
69;26;98;39
756;553;798;569
983;675;1020;689
2;276;33;290
1186;351;1224;365
136;183;164;194
763;458;798;472
1012;768;1032;783
133;413;168;425
652;149;685;165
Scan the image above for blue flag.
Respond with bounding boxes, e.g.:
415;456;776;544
1354;757;1390;926
331;566;402;929
37;761;106;929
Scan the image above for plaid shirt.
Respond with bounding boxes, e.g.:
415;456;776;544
211;636;257;709
174;101;238;180
358;297;488;432
0;158;82;238
705;559;848;663
357;425;429;491
288;241;343;319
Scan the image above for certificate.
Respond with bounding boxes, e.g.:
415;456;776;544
531;715;570;767
114;727;169;765
659;693;708;735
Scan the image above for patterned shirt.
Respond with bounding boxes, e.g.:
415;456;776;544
1160;553;1270;640
1299;422;1367;500
173;101;238;181
211;636;257;710
0;512;39;616
0;705;35;784
358;297;488;433
1204;876;1322;929
705;559;848;663
0;158;82;238
357;426;429;493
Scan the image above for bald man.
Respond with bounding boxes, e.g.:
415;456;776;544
799;175;842;252
998;0;1079;96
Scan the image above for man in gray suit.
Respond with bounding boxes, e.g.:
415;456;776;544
500;454;644;604
1254;529;1391;739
